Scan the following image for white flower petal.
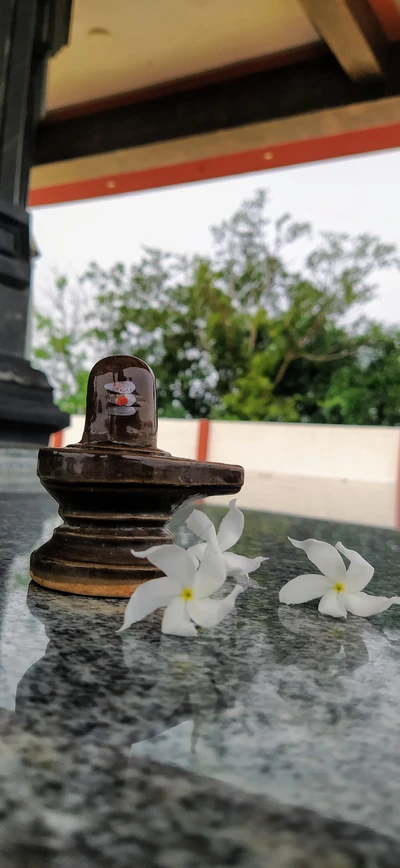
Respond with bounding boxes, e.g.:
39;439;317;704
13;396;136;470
194;543;226;599
342;591;395;617
188;585;243;627
161;598;197;636
289;537;346;581
279;573;331;605
223;551;266;577
187;542;206;563
185;509;217;543
131;544;196;587
237;574;260;589
318;589;347;619
335;542;374;592
117;577;177;632
217;500;244;552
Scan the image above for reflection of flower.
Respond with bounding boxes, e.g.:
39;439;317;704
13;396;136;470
120;543;243;637
277;606;370;672
280;537;398;619
154;645;230;751
186;500;266;583
124;635;245;753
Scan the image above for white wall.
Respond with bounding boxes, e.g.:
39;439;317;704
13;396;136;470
61;414;84;445
54;417;400;527
208;421;399;483
157;419;198;458
60;416;198;459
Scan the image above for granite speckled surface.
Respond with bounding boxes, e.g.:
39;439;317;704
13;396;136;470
0;491;400;866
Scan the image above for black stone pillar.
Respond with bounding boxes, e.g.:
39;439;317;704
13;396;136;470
0;0;71;445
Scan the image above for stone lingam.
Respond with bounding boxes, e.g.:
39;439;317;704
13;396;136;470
30;355;244;597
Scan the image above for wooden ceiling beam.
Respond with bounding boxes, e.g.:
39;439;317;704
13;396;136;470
35;53;392;169
298;0;388;80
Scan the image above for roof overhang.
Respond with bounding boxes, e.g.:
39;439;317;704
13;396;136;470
29;0;400;206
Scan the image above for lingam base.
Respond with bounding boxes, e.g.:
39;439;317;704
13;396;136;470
30;356;243;597
30;446;243;597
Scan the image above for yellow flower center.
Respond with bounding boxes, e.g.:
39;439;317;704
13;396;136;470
180;587;194;601
333;582;345;593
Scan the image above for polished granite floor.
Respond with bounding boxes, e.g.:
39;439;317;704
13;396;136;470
0;490;400;867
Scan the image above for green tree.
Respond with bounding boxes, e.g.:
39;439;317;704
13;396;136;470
318;326;400;425
33;275;90;413
33;191;400;424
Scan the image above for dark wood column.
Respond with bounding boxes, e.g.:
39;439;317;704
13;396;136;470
0;0;71;445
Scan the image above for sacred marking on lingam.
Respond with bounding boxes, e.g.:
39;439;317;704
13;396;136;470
104;380;137;415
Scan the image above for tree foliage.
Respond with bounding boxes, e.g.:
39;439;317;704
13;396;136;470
33;190;400;424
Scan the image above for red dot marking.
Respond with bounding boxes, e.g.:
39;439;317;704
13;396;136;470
116;395;128;406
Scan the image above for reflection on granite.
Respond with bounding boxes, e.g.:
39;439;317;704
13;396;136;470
0;449;42;494
0;493;400;865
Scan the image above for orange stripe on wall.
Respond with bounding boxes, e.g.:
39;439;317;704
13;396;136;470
29;122;400;208
196;419;210;462
49;431;63;447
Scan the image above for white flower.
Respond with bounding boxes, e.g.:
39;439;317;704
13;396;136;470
279;537;398;619
185;500;266;582
118;542;243;637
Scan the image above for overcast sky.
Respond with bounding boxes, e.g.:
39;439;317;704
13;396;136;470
31;147;400;325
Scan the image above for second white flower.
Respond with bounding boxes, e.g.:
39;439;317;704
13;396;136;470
279;537;398;619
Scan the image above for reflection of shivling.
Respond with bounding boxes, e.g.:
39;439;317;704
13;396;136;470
104;380;137;415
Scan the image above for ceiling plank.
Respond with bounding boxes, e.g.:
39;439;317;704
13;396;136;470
43;43;328;125
298;0;388;80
